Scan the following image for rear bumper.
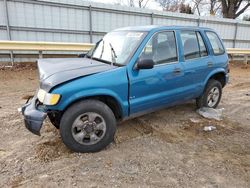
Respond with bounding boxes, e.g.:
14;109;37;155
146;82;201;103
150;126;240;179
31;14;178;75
21;96;47;136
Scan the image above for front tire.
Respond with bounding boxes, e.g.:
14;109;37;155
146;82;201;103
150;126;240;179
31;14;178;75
196;79;222;108
60;100;116;153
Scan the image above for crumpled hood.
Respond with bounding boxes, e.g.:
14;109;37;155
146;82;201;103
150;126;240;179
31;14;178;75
38;58;117;91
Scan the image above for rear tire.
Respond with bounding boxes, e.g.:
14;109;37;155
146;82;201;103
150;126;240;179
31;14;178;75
60;100;116;153
196;79;222;108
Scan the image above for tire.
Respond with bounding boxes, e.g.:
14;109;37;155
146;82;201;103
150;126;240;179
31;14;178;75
196;79;222;108
60;100;116;153
48;112;61;129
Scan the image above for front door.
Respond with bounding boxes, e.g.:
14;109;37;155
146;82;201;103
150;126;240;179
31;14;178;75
128;31;185;115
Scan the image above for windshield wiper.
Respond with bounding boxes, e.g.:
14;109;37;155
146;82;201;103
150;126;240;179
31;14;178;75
87;40;123;67
100;41;105;59
85;39;103;59
109;43;117;66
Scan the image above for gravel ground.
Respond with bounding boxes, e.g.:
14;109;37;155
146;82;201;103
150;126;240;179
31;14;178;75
0;62;249;188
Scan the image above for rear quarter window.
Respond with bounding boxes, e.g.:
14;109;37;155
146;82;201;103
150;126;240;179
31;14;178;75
206;31;225;55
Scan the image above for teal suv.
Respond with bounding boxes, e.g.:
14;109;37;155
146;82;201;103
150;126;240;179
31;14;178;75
21;25;229;152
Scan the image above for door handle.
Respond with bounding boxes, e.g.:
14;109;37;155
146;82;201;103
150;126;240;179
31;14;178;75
173;68;181;74
207;62;213;67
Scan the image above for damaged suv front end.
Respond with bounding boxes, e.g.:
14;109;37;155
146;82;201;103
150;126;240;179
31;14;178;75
21;56;118;135
21;87;61;135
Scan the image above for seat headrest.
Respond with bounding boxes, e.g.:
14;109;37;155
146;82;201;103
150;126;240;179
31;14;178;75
184;38;197;52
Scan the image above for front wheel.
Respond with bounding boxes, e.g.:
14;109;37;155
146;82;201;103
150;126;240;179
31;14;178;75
60;100;116;153
196;79;222;108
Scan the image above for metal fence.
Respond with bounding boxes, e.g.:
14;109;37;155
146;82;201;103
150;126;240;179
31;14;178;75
0;0;250;62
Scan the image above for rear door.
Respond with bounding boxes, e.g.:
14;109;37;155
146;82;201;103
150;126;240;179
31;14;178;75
128;31;186;115
179;30;212;98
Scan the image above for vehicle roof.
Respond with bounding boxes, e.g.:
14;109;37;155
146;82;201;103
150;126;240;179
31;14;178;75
114;25;213;32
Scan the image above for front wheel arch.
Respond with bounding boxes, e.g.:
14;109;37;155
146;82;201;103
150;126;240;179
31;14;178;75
48;95;123;129
62;95;123;120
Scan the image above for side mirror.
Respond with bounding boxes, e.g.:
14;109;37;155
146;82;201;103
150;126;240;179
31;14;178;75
135;58;154;70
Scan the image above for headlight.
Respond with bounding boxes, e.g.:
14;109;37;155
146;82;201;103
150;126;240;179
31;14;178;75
37;89;61;105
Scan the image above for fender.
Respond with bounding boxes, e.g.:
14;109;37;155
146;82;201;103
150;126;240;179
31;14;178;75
203;67;227;90
48;88;129;118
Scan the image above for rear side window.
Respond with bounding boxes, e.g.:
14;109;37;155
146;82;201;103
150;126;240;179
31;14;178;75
206;31;225;55
180;31;208;60
180;31;200;60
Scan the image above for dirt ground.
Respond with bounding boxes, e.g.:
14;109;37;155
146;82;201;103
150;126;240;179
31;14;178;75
0;62;249;188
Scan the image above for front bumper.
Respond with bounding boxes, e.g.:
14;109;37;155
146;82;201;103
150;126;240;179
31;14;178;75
21;96;47;136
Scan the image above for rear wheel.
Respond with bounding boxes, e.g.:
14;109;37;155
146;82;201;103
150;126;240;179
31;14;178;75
60;100;116;153
196;79;222;108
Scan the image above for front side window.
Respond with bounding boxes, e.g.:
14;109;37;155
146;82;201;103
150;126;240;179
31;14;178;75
140;31;178;65
88;31;146;65
206;31;225;55
180;31;200;60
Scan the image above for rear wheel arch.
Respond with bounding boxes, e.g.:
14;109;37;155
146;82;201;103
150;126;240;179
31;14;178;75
207;72;226;88
196;71;226;108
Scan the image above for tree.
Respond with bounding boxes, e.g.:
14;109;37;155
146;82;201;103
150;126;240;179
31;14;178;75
125;0;150;8
243;14;250;20
191;0;222;16
128;0;134;7
156;0;185;12
138;0;150;8
208;0;221;15
192;0;202;15
156;0;195;14
180;3;194;14
220;0;250;19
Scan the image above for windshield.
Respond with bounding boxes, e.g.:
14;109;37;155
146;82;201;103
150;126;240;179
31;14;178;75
87;31;146;65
